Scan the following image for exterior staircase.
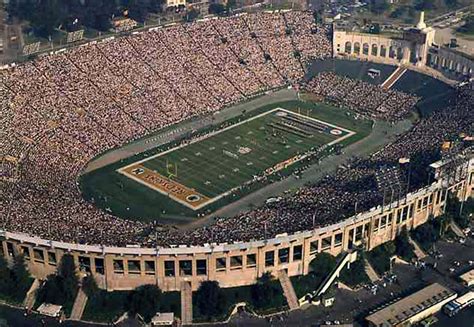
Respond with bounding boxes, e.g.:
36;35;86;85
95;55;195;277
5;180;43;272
408;236;427;259
70;287;88;320
23;278;40;309
364;258;380;282
181;281;193;325
277;270;299;310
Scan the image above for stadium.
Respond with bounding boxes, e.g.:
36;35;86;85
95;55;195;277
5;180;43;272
0;9;473;321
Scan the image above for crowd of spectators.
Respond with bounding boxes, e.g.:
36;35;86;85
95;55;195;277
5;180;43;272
304;72;420;121
0;10;472;248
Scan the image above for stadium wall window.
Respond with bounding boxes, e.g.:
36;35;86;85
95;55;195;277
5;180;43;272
179;260;192;276
164;261;176;277
355;226;363;242
20;245;30;260
79;256;91;273
396;208;403;224
321;236;332;250
48;252;57;266
354;42;360;54
113;259;124;274
6;242;14;257
33;249;45;263
230;256;243;270
128;260;141;274
387;213;393;227
196;259;207;275
216;257;227;272
292;245;302;261
95;258;104;274
380;45;387;57
145;260;155;275
265;251;275;267
371;44;378;56
246;254;257;268
373;218;380;233
278;248;289;264
310;240;319;255
408;203;414;219
334;233;343;246
345;41;351;53
435;191;441;204
363;43;369;55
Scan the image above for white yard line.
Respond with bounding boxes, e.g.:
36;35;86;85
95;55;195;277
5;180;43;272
118;108;356;210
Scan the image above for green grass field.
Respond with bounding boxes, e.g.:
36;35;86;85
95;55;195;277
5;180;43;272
80;100;373;224
118;108;353;209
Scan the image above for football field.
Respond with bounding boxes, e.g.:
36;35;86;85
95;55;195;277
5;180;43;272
118;108;354;210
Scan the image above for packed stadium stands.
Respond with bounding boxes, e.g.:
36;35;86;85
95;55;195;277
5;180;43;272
1;11;473;249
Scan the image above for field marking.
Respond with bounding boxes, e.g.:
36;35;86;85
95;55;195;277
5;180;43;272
118;108;356;210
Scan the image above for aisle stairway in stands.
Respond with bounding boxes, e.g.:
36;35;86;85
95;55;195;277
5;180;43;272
381;66;407;90
278;270;299;310
181;281;193;325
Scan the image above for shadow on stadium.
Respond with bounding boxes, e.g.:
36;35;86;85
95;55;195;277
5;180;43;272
306;58;456;117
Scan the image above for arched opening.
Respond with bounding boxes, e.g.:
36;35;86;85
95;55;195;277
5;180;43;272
345;41;352;54
363;43;369;55
389;46;396;58
354;42;361;55
371;44;378;56
380;45;387;57
396;47;403;60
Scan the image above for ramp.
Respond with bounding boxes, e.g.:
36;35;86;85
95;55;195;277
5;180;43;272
314;251;357;298
364;258;380;282
449;221;465;238
181;281;193;325
70;287;88;320
381;66;407;90
278;270;299;310
23;279;40;309
408;236;427;259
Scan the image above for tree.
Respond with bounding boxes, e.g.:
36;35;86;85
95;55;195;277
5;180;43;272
395;227;415;261
185;8;199;22
82;275;99;297
126;284;162;322
195;281;226;318
0;256;13;295
251;272;277;309
36;254;79;307
309;252;336;278
208;3;226;16
11;255;31;298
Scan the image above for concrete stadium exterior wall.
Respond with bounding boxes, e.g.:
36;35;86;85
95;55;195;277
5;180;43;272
1;158;473;292
332;28;436;68
427;46;474;79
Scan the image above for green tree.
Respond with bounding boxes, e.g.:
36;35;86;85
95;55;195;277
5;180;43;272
11;255;31;298
36;254;79;307
251;272;276;309
126;284;162;322
309;252;336;277
195;281;226;318
82;275;99;298
185;8;199;22
0;256;13;295
395;228;415;261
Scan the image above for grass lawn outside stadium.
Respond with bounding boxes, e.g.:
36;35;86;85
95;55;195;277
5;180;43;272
80;100;373;224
